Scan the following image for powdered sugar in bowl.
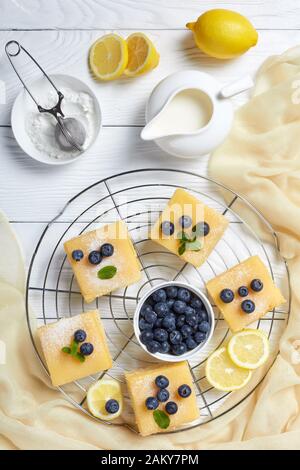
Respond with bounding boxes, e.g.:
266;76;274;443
11;74;101;165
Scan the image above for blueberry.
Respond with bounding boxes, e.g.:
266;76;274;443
250;279;263;292
145;397;159;410
153;328;168;343
190;297;203;310
146;340;161;354
154;302;169;318
192;221;210;237
165;401;178;415
198;321;210;333
241;299;255;314
172;343;187;356
74;329;87;343
178;384;192;398
100;243;114;257
166;286;178;298
169;330;182;345
140;303;154;317
140;330;153;345
185;312;198;328
220;288;234;303
162;314;176;332
185;336;197;350
181;324;193;338
159;341;170;354
238;286;249;297
105;399;119;414
144;310;157;325
198;310;208;322
176;314;186;328
154;318;163;329
179;215;192;229
161;221;175;236
72;249;84;262
80;342;94;356
157;388;170;403
173;300;186;314
88;250;102;265
155;375;169;389
184;305;196;316
194;331;207;344
139;318;153;331
152;289;167;303
177;288;191;303
167;299;175;310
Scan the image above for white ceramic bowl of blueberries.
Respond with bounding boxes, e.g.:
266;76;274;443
134;281;215;362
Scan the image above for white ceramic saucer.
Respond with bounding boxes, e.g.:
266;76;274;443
11;74;102;165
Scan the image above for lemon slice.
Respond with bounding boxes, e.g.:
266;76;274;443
87;378;123;420
206;347;252;392
228;329;270;370
125;33;160;77
89;34;128;81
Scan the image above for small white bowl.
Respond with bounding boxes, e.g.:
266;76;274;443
133;281;215;362
11;74;102;165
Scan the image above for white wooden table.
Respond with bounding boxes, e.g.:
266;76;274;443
1;0;299;267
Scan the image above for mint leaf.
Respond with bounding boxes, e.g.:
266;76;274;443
70;340;79;356
98;265;117;280
178;242;186;255
61;347;71;354
76;352;86;363
177;231;190;242
185;239;203;252
153;410;170;430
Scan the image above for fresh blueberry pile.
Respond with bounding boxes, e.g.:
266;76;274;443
138;285;211;356
62;329;94;362
74;329;94;356
145;375;192;415
219;278;264;314
71;243;114;265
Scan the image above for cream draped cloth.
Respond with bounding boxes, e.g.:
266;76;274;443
2;47;300;450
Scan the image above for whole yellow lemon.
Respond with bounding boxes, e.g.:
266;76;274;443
186;9;258;59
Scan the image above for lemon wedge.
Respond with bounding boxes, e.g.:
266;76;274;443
125;33;160;77
87;378;123;420
89;34;128;81
206;347;252;392
228;329;270;370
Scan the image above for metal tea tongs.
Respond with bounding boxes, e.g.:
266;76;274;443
5;40;86;152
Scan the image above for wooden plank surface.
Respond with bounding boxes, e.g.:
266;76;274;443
0;29;299;127
0;1;297;263
1;0;300;30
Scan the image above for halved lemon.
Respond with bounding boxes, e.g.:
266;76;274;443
206;347;252;392
125;33;160;77
87;378;123;420
228;329;270;370
89;34;128;81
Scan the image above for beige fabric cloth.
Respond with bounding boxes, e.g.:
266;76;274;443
2;47;300;449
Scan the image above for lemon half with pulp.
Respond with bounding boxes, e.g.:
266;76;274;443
228;329;270;370
206;347;252;392
125;32;160;77
89;34;128;81
87;378;123;420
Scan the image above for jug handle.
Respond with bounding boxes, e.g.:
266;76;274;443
219;75;254;99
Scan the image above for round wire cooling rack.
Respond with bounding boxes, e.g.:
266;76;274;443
26;169;291;434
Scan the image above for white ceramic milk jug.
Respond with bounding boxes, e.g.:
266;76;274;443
141;70;253;158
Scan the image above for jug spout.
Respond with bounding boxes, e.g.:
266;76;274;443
140;118;168;141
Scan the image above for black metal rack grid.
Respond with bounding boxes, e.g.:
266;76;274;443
25;169;291;434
